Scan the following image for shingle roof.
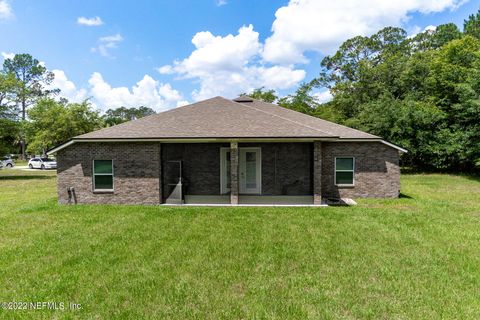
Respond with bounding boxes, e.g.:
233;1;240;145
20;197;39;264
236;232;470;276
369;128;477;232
76;96;379;140
234;98;379;139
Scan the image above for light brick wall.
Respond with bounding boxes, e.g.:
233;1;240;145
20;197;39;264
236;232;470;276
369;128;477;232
321;142;400;198
56;142;161;204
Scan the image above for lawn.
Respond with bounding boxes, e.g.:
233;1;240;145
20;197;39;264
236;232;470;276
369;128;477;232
0;169;479;319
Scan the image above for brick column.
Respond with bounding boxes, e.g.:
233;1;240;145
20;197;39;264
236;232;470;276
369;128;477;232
230;142;239;205
158;142;162;204
313;141;322;205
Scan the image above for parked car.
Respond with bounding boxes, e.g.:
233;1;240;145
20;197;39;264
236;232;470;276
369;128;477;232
28;157;57;170
1;157;15;168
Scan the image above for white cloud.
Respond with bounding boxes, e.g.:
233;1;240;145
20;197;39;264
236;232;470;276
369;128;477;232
43;69;186;112
408;24;437;38
263;0;466;64
157;83;183;102
49;70;88;103
88;72;187;111
91;33;123;58
157;65;173;74
216;0;227;6
313;90;333;104
176;100;189;107
159;25;305;101
0;0;13;20
77;16;104;26
1;51;14;60
178;25;262;74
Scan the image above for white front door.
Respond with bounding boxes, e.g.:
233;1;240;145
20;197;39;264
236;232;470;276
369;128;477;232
239;148;261;194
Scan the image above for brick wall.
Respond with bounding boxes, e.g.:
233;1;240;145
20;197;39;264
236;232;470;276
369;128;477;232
56;141;400;204
162;142;312;197
56;142;161;204
321;142;400;198
161;143;228;198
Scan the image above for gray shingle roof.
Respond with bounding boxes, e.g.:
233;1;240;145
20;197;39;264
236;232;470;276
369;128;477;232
76;96;379;140
235;98;379;139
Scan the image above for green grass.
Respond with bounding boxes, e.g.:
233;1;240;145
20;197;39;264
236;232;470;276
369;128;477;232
13;159;28;166
0;170;479;319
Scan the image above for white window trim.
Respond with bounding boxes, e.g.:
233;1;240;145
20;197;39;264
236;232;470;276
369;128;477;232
334;156;355;187
220;148;230;195
92;160;114;192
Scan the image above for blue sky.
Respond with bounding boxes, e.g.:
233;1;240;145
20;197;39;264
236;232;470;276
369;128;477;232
0;0;478;111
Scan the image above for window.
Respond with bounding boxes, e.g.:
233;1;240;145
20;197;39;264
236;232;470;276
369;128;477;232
93;160;114;191
335;157;354;186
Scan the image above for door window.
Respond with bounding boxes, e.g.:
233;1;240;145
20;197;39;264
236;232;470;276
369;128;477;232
240;148;261;194
245;152;257;189
220;148;231;194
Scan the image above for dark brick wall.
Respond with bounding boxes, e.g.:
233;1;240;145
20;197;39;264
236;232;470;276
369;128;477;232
56;142;161;204
321;142;400;198
240;143;312;195
162;142;313;197
313;141;322;204
161;143;228;198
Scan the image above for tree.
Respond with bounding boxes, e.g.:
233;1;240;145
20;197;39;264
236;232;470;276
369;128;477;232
425;36;480;169
0;72;21;155
103;106;156;126
0;72;19;119
3;54;57;157
277;83;319;115
0;119;20;156
26;99;104;155
464;9;480;39
312;18;480;171
241;87;278;103
431;23;462;48
411;23;462;51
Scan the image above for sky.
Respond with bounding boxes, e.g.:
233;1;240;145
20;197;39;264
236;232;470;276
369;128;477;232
0;0;478;112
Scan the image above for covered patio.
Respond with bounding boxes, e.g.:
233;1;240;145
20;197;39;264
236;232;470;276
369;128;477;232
161;141;323;206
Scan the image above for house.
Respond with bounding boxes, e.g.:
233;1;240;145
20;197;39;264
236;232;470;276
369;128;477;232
48;96;406;205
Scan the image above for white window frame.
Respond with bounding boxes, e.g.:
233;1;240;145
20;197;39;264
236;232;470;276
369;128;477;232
334;156;355;187
220;148;231;194
92;160;114;192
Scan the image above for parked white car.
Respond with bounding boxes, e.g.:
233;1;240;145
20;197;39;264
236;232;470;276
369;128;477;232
1;157;15;168
28;157;57;170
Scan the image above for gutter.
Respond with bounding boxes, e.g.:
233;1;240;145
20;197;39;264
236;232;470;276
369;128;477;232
47;137;407;155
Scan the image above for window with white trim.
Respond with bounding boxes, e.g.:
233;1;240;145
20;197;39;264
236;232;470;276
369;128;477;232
335;157;354;186
93;160;114;191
